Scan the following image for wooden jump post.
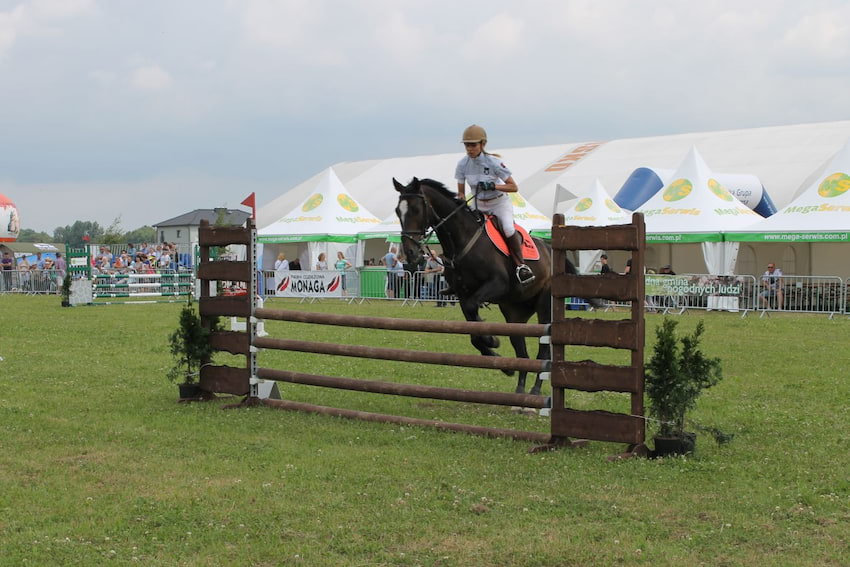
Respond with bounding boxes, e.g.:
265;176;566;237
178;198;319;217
196;213;648;456
545;212;648;458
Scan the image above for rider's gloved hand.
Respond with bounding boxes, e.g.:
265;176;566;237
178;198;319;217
476;181;496;191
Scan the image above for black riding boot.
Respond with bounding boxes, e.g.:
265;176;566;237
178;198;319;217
508;233;535;285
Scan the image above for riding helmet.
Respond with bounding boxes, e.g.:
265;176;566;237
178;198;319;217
462;124;487;144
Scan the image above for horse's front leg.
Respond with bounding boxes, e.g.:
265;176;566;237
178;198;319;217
508;334;530;393
528;340;551;396
458;297;516;376
528;294;554;396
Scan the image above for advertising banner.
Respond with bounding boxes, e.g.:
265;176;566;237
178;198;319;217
273;270;344;298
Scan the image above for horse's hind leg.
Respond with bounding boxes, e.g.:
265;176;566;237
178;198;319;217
459;298;512;375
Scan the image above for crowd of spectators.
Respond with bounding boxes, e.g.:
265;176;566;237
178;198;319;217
92;242;183;275
0;251;66;293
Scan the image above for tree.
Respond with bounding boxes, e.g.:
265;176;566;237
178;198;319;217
101;217;125;246
124;226;156;245
54;221;103;247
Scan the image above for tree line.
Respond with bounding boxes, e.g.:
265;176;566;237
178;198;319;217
16;219;156;247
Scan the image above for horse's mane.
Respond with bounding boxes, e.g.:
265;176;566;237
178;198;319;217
418;178;467;208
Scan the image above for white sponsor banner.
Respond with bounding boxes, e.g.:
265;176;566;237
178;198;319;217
273;270;343;298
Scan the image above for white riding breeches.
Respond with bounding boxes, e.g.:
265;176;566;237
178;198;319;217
471;193;516;237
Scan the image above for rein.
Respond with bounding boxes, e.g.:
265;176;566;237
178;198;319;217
400;192;480;264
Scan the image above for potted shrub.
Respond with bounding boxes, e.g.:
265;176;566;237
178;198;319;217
645;317;723;457
167;297;221;399
60;274;72;307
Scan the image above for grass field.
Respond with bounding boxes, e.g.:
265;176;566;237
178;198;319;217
1;295;849;566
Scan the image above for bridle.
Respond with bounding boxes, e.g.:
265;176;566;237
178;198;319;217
398;188;483;265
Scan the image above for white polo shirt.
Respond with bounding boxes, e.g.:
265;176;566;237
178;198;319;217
455;153;512;200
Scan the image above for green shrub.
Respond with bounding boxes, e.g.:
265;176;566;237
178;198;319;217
645;318;723;438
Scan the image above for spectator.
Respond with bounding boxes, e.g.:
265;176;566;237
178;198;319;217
423;250;445;306
382;245;400;298
158;248;172;270
335;251;352;295
1;251;13;289
17;257;31;290
600;254;611;274
315;252;328;270
274;252;289;271
55;252;67;280
659;264;675;275
623;258;632;275
760;263;783;309
289;258;301;270
34;252;45;270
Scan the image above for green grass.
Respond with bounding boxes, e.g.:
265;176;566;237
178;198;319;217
1;295;849;566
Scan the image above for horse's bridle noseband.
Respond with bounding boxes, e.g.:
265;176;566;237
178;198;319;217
398;190;482;264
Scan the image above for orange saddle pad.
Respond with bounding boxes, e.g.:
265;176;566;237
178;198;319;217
483;216;540;261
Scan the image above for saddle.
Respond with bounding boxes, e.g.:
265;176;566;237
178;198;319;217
483;215;540;261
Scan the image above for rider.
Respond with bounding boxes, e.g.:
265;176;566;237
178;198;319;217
455;124;534;285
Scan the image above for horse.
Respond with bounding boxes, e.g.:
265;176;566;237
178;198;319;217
393;176;554;396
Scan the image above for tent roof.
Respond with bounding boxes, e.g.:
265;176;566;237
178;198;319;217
635;147;762;242
258;167;381;243
561;178;633;226
727;138;850;243
257;120;850;233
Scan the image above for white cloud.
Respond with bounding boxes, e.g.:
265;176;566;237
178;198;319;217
130;64;173;91
0;0;92;58
30;0;94;20
374;11;425;63
783;8;850;60
236;0;320;48
461;12;524;60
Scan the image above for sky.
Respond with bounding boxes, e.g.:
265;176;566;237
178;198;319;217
1;0;849;234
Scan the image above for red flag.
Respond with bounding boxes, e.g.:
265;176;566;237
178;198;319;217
241;192;256;219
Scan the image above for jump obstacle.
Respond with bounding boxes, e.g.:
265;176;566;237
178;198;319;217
93;272;193;300
196;214;648;455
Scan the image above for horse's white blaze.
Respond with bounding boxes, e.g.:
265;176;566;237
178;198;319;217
397;201;409;225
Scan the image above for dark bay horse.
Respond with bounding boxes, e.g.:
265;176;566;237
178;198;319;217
393;177;553;395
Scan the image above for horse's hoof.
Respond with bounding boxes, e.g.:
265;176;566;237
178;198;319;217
511;406;538;416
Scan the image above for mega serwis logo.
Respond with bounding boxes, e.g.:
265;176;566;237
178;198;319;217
575;198;593;212
604;198;622;213
337;193;360;212
663;179;692;202
302;194;323;212
708;178;734;202
818;173;850;198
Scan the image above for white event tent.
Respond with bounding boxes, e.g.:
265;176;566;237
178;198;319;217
636;147;762;275
257;168;381;270
558;178;634;273
255;120;850;277
725;138;850;276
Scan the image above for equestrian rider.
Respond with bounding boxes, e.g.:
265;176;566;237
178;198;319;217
455;124;535;285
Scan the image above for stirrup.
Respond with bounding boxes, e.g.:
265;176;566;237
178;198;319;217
516;264;535;284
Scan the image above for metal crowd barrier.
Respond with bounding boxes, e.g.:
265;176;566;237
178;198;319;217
260;268;458;305
0;269;63;294
603;273;848;316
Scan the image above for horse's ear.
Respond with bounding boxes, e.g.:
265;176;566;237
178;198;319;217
392;177;405;193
